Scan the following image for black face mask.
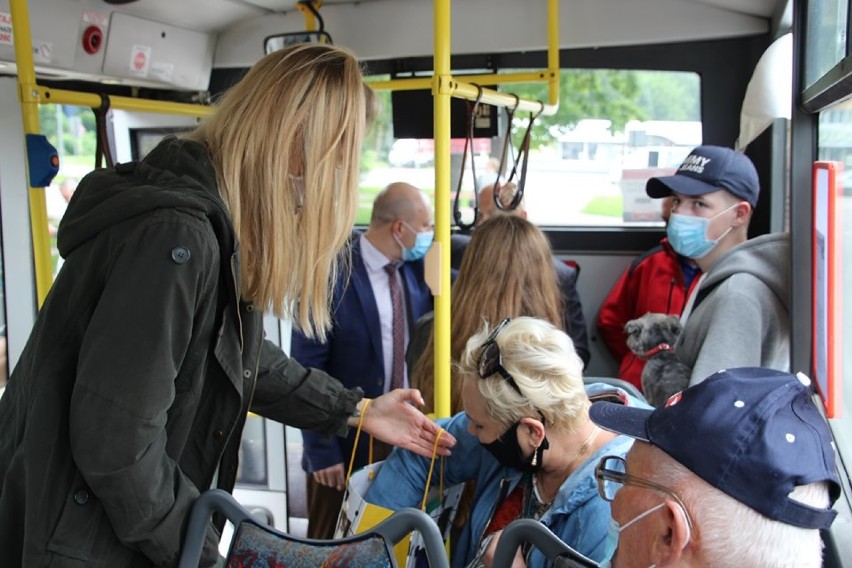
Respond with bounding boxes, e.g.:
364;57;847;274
481;422;549;472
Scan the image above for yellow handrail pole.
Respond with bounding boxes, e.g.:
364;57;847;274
296;1;321;31
547;0;559;107
370;74;556;116
38;87;213;118
452;80;551;115
432;0;452;419
367;71;550;93
11;0;52;306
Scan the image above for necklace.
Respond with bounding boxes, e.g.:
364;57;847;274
567;425;601;468
532;425;601;509
530;476;551;519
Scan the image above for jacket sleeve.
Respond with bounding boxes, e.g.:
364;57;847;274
406;312;434;381
541;496;613;565
364;413;485;509
250;340;361;437
687;284;778;385
558;264;591;367
69;214;221;566
597;266;636;361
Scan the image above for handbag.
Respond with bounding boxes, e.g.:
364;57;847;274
334;400;461;567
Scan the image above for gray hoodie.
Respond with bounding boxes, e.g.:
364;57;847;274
677;233;790;385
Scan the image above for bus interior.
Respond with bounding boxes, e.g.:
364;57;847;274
0;0;849;564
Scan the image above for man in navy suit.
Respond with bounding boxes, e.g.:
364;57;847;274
292;182;434;539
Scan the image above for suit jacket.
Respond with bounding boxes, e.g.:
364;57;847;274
293;236;433;473
450;233;590;366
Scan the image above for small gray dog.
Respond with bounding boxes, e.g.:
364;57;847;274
625;313;692;406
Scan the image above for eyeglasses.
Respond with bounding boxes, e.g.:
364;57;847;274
594;455;694;530
477;317;522;395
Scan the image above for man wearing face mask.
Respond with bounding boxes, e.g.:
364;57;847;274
597;196;701;392
589;367;839;568
644;145;790;386
292;181;434;539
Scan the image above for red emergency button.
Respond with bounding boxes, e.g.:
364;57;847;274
82;26;103;55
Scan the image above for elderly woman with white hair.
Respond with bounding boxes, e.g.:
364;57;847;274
366;317;643;567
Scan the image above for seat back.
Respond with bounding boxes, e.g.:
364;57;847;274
491;519;599;568
584;376;647;403
179;489;449;568
229;522;393;567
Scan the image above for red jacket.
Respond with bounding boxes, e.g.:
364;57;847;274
597;238;700;390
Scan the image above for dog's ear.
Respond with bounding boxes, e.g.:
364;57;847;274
624;319;640;336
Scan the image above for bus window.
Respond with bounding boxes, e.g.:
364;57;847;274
507;69;702;227
357;69;701;228
38;104;96;279
237;414;268;485
804;1;849;89
0;226;6;396
817;102;852;461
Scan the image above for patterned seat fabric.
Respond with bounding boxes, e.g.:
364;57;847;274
228;521;395;568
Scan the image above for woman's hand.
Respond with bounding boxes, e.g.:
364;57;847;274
312;463;345;491
357;389;456;458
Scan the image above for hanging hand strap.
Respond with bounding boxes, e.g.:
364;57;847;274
453;85;484;231
93;93;115;170
495;102;543;211
493;94;520;203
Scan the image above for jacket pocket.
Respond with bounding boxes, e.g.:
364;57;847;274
46;475;133;567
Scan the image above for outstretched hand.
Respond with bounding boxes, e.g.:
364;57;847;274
361;389;456;459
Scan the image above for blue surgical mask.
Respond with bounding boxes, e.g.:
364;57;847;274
395;221;434;262
666;203;737;259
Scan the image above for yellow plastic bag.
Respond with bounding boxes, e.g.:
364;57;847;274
334;400;458;567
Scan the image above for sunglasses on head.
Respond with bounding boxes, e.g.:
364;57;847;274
477;318;523;395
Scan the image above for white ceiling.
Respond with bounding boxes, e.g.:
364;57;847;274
686;0;781;17
88;0;785;34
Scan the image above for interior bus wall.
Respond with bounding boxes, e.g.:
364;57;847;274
789;1;818;398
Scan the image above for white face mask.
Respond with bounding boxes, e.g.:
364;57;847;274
598;503;666;568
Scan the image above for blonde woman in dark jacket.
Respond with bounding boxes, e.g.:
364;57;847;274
0;44;453;567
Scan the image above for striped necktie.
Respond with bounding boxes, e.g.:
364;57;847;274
384;262;405;390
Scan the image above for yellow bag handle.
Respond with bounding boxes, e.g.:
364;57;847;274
345;398;372;481
420;430;446;511
343;399;446;511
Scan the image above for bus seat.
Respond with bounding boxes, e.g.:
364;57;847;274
563;259;580;275
584;376;647;404
178;489;449;568
491;519;598;568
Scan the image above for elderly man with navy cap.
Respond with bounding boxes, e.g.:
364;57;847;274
645;145;790;386
590;367;839;567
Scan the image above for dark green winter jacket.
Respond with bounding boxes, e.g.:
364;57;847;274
0;138;361;567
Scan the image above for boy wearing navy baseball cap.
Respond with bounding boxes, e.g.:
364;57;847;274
644;145;790;387
590;368;839;568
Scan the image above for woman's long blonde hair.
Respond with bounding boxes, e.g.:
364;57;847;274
413;215;563;414
187;44;372;339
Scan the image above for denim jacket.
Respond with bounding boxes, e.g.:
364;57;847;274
365;384;639;567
